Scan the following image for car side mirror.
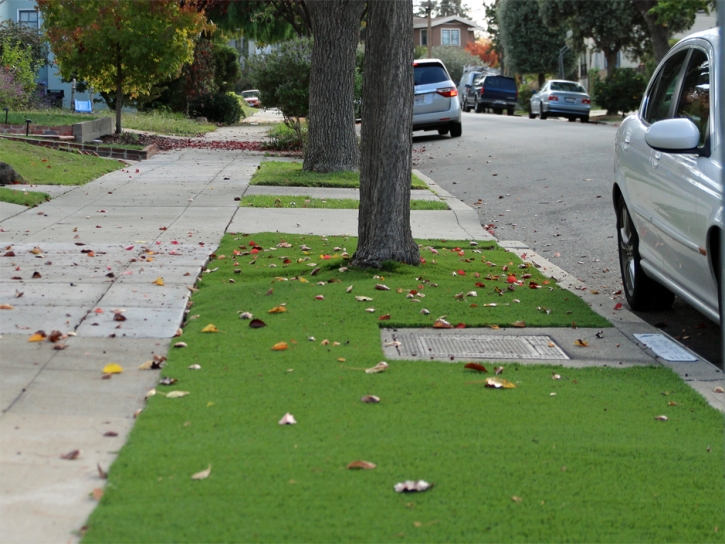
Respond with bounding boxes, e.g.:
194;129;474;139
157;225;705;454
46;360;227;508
645;118;701;153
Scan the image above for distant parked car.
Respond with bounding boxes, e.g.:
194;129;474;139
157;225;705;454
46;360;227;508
457;68;484;107
413;58;462;138
241;89;261;108
612;28;720;323
463;74;517;115
530;80;590;122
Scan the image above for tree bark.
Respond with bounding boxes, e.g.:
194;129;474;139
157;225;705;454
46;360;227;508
632;0;671;63
604;48;617;79
115;48;123;134
304;1;365;173
351;0;419;268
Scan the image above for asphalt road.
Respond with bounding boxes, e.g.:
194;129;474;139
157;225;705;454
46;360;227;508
413;110;723;367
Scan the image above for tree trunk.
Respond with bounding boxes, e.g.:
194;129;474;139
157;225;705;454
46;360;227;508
351;0;419;268
632;0;671;63
604;48;617;79
115;50;123;134
538;72;545;89
304;1;365;173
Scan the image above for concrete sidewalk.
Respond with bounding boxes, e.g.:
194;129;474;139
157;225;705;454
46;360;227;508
1;151;723;543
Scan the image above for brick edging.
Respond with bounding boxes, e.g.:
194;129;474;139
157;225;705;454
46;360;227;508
0;134;157;161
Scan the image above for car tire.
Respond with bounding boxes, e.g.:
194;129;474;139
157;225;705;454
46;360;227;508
581;115;589;123
475;101;484;113
449;122;462;138
507;108;515;116
463;98;472;113
540;110;548;120
438;128;449;136
528;111;536;119
617;195;675;311
494;108;503;115
568;117;576;122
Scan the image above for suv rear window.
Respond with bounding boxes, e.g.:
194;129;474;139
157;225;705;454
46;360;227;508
480;76;516;91
414;64;449;85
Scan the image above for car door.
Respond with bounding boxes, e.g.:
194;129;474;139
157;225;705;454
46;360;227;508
531;84;546;114
647;44;718;307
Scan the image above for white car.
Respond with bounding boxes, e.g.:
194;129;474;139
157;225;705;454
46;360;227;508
413;58;462;138
613;28;721;323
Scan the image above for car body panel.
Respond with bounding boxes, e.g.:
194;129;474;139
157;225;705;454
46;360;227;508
413;59;462;133
466;75;517;112
458;70;483;106
613;29;723;323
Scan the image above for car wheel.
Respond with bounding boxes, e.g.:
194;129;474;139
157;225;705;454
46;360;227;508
528;111;536;119
581;115;589;123
494;108;503;115
449;121;462;138
464;98;472;113
617;195;675;311
568;117;576;122
438;128;449;136
540;106;548;120
507;108;514;116
475;101;484;113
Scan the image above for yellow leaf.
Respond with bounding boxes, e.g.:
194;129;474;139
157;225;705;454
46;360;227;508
272;341;289;351
103;363;123;374
268;305;287;314
191;464;211;480
298;277;309;283
201;324;219;333
28;332;46;342
153;277;164;286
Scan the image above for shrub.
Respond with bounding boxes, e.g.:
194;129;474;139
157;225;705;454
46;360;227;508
189;91;243;125
518;85;537;113
590;68;647;116
427;46;478;84
262;122;308;151
0;67;27;110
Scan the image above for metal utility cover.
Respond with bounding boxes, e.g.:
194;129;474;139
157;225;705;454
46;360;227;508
388;332;569;361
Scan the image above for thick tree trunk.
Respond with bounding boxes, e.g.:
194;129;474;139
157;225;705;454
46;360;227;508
304;1;365;173
351;0;419;268
632;0;671;63
604;49;617;79
537;72;545;89
115;51;123;134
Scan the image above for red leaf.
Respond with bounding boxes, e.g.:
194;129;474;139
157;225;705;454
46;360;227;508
475;282;486;287
464;363;488;373
455;323;466;329
456;269;466;276
614;302;623;310
249;319;267;328
379;314;391;321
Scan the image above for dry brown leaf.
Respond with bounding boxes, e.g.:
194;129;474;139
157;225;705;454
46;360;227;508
511;320;526;328
714;387;724;393
53;343;68;350
48;330;63;342
268;305;287;314
365;361;389;374
138;360;154;370
0;304;14;310
272;341;289;351
495;366;504;375
348;460;376;470
249;319;267;329
433;318;453;329
191;464;212;480
97;463;108;479
360;395;380;403
91;488;104;501
464;363;488;373
574;339;589;347
61;449;81;460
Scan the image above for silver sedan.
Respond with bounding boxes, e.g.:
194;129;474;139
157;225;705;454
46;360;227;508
530;80;591;122
613;28;721;323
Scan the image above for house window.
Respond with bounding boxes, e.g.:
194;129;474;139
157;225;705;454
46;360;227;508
441;29;460;46
420;29;428;46
18;10;39;28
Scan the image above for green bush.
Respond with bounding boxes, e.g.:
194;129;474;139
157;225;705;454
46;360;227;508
189;91;243;125
262;122;308;151
427;46;478;85
518;85;536;113
590;68;647;116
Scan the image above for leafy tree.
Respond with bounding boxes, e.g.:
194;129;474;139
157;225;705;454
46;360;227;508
631;0;705;63
37;0;206;133
0;43;37;109
466;38;499;68
590;67;647;116
484;0;505;73
352;0;419;268
538;0;648;79
0;20;48;71
499;0;566;88
414;0;470;18
425;45;477;84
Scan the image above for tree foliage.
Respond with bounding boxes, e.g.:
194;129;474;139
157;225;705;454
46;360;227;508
0;43;37;109
590;67;647;116
631;0;703;63
423;46;477;84
466;38;499;68
37;0;206;132
499;0;566;86
0;20;48;71
414;0;470;18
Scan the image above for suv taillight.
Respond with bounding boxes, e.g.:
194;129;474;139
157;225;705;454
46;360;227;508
479;86;485;96
548;94;558;101
436;87;458;98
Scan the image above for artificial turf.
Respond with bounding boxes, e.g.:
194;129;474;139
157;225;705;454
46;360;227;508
251;161;430;190
240;195;449;211
82;234;725;543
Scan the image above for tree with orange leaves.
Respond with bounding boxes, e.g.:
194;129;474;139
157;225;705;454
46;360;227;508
466;39;499;68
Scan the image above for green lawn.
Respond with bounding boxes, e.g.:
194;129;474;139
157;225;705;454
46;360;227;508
3;110;99;126
100;111;217;136
0;139;122;185
240;195;449;210
252;161;430;190
0;187;50;207
83;235;723;543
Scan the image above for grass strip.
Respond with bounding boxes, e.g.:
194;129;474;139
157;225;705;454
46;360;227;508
0;139;122;185
83;233;724;543
252;161;429;190
240;195;449;211
0;187;50;207
100;111;217;136
4;110;99;126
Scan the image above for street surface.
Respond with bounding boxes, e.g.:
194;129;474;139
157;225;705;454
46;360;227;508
413;110;722;367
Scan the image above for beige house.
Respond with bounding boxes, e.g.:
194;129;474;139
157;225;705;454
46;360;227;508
413;16;482;49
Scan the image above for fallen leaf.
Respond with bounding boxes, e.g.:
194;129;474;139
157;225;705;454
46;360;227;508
484;377;516;389
552;374;562;380
189;364;201;370
614;302;623;310
174;342;187;348
97;463;108;479
272;341;289;351
668;401;678;406
0;304;13;310
314;295;325;300
365;361;389;374
103;431;118;437
433;318;453;329
28;331;47;342
654;415;668;421
464;363;488;373
394;480;433;493
102;363;123;374
360;395;380;403
348;460;376;470
159;377;177;386
511;321;526;328
138;360;154;370
53;343;68;350
153;277;165;286
61;449;81;460
379;314;391;321
249;319;267;329
113;313;127;322
714;387;724;393
279;412;296;425
191;464;212;480
201;324;219;333
574;339;589;347
165;391;190;398
239;311;253;320
268;305;287;313
91;488;104;501
355;296;373;302
495;366;504;375
512;496;523;503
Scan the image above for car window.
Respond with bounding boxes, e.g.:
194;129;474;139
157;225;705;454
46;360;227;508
643;49;688;124
414;65;449;85
485;77;500;88
676;48;710;147
498;78;517;91
550;81;585;93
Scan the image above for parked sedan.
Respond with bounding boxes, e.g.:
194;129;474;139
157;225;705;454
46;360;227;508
530;80;590;122
413;58;462;137
613;28;721;323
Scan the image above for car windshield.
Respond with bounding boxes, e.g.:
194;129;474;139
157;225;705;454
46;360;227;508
414;65;449;85
550;82;585;93
242;91;258;98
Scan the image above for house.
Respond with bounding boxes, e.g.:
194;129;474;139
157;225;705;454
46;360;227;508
413;16;482;49
0;0;94;110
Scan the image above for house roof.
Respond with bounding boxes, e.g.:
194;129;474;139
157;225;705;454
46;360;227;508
413;16;483;31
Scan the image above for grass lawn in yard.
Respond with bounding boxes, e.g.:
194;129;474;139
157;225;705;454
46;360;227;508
3;110;99;126
252;161;430;190
0;139;122;185
0;187;50;207
240;195;449;210
100;111;217;136
83;234;723;543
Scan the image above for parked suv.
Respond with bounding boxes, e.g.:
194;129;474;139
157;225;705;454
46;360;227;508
464;74;518;115
457;68;484;107
413;58;462;138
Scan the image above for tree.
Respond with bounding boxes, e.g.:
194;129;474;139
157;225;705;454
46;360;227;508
466;38;499;68
37;0;206;133
484;0;505;74
421;45;477;83
414;0;470;18
304;1;366;173
0;20;48;71
498;0;566;88
538;0;648;79
631;0;702;63
352;0;419;268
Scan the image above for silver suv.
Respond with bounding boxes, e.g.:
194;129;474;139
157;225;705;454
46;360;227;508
413;58;462;138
